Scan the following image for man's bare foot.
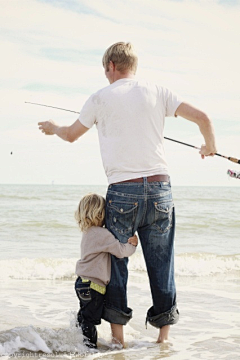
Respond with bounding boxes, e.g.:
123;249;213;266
111;323;124;347
156;325;170;343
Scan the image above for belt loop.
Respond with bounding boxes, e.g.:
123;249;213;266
143;177;148;197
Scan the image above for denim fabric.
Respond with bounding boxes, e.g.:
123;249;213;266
75;277;105;348
146;304;179;329
102;178;178;328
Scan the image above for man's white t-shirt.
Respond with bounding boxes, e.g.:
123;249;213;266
78;78;182;184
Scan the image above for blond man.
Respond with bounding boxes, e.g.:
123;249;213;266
39;42;216;346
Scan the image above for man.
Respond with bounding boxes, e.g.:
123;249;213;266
38;42;217;346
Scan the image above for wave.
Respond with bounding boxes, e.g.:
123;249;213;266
0;316;144;356
0;221;75;230
0;315;86;356
0;258;76;280
0;194;42;201
174;197;237;203
0;253;239;280
175;253;240;277
130;252;240;277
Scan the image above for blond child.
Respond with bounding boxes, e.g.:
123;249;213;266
74;193;137;348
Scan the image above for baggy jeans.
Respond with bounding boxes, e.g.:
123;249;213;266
75;277;105;348
102;178;179;328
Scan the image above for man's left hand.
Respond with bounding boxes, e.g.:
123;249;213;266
38;120;57;135
199;144;216;159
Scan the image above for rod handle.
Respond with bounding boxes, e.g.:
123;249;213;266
228;157;240;164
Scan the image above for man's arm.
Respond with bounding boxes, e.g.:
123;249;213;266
38;119;89;143
175;102;217;158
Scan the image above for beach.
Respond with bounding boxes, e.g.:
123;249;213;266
0;184;239;359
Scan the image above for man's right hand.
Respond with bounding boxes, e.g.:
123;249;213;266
38;120;57;135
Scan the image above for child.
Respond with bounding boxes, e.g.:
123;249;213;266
74;193;138;349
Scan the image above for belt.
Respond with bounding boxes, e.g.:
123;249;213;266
114;175;169;184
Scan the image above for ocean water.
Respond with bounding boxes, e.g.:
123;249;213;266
0;184;239;360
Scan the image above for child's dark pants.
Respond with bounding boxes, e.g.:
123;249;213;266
75;277;105;348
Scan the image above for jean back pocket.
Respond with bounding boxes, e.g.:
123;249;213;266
75;278;92;302
107;199;138;237
154;201;174;233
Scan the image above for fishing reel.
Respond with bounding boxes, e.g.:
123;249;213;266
227;169;240;180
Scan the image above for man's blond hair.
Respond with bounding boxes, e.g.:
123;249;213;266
75;193;105;232
102;42;138;74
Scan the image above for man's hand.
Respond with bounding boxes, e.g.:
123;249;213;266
38;120;57;135
128;234;138;246
199;144;217;159
38;119;89;142
175;102;217;160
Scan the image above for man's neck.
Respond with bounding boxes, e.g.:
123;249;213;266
112;71;135;83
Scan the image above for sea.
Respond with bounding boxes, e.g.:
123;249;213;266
0;184;239;360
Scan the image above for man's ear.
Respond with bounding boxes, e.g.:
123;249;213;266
109;61;115;70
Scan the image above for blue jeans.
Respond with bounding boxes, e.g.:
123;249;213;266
75;277;105;348
102;178;179;328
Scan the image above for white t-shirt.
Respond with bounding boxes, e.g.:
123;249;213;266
78;78;182;184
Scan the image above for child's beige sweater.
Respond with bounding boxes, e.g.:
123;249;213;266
75;226;136;288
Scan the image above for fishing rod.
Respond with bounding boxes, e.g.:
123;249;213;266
164;137;240;164
25;102;80;114
26;101;240;165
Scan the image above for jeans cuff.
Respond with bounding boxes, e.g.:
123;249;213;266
102;304;132;325
146;304;179;329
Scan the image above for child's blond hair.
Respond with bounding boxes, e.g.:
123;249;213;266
75;193;105;232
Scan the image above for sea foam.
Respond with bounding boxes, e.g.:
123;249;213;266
0;253;239;280
0;314;86;356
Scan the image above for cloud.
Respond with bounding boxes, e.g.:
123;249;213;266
2;0;239;116
1;0;239;185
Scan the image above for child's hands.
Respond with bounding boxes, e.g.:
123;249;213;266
128;234;138;247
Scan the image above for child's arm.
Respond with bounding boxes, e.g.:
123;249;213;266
93;228;138;258
109;236;137;258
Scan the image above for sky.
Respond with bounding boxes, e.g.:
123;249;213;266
1;0;240;187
